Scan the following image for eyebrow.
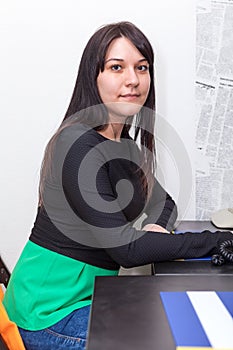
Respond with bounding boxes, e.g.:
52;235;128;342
105;58;148;63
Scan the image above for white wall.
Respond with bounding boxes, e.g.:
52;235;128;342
0;0;196;270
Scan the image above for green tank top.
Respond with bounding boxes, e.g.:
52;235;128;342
3;241;118;330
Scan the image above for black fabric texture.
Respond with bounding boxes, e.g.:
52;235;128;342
30;124;233;269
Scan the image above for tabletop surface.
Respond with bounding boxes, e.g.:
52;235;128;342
175;220;217;231
86;275;233;350
152;259;233;275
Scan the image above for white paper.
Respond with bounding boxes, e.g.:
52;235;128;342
196;0;233;219
187;291;233;348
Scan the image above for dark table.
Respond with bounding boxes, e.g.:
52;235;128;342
86;275;233;350
152;220;233;275
0;337;8;350
175;220;216;231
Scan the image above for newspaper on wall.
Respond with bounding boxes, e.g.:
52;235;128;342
196;0;233;219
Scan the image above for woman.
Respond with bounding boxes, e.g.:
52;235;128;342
3;21;233;350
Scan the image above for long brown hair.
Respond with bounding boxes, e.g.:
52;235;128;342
39;21;156;203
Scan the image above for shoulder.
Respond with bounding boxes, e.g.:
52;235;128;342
57;124;110;171
58;123;102;149
48;124;106;174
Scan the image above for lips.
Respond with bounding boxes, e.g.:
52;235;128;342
120;94;140;101
121;94;140;97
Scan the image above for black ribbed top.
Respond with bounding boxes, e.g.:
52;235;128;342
30;124;233;269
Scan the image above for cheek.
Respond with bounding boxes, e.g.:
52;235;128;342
97;75;113;101
144;76;151;94
97;73;121;102
143;77;151;102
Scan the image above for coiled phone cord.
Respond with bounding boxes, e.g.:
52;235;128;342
211;240;233;266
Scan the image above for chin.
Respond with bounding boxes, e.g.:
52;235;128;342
106;102;143;119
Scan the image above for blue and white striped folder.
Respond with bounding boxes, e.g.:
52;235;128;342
160;291;233;350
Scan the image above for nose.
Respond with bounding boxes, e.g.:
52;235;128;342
124;68;139;87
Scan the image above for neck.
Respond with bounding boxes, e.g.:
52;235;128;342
110;123;123;141
98;123;124;142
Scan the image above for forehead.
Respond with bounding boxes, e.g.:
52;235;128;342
105;36;145;60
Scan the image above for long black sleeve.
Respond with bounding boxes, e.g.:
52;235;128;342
31;124;233;270
106;230;233;268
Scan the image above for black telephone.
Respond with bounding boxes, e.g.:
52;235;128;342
211;240;233;266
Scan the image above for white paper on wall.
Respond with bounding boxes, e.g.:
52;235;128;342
196;0;233;219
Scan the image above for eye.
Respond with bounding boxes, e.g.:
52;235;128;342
137;65;149;72
111;64;122;71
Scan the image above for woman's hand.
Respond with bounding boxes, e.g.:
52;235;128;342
142;224;169;233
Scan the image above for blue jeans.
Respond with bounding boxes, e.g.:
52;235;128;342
19;305;91;350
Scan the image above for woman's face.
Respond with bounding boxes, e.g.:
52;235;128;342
97;36;151;120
